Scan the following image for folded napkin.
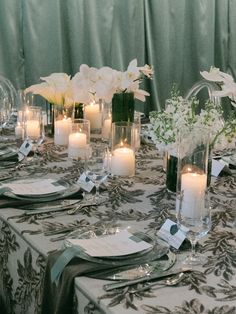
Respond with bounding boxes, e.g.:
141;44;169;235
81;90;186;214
41;250;112;314
0;153;19;161
0;190;83;209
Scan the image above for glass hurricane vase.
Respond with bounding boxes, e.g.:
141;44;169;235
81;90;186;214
112;92;135;123
176;127;212;266
54;103;74;146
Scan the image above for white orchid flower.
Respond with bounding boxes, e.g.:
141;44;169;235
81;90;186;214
133;89;150;102
213;81;236;107
200;66;234;83
70;75;93;104
126;59;140;80
200;66;236;107
139;64;154;78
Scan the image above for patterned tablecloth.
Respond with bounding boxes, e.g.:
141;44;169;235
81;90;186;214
0;137;236;314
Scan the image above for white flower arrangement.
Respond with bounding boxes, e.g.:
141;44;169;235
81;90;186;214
70;59;153;104
149;91;236;152
25;59;153;106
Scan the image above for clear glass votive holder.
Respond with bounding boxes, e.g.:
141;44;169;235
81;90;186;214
84;100;102;134
110;121;135;177
24;106;44;143
15;110;24;139
54;104;73;146
101;102;112;142
134;111;141;149
68;119;91;160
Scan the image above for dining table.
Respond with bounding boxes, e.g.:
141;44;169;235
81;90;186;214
0;131;236;314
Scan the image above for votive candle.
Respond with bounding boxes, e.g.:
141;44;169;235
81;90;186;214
26;120;40;138
111;147;135;176
84;102;102;130
68;132;87;158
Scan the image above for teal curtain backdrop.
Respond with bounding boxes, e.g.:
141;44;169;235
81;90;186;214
0;0;236;113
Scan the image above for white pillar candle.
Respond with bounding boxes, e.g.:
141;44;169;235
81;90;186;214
111;147;135;176
68;132;87;158
181;172;207;218
84;103;102;130
15;123;23;139
102;117;111;139
26;120;40;138
69;132;87;148
54;118;72;146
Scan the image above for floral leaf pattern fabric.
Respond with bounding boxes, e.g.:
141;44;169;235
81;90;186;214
0;140;236;313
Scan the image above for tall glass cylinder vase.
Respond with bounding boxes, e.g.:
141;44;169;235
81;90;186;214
101;102;112;142
110;121;135;177
54;103;73;146
112;92;135;123
176;127;211;265
166;151;178;193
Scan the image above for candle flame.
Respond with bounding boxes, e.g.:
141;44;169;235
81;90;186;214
90;100;96;106
119;138;128;148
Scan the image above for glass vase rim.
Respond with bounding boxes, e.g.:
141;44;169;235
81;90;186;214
112;121;135;127
113;91;134;96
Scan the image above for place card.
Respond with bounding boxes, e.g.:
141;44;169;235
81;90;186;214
158;219;186;249
77;173;95;192
211;159;231;177
19;140;33;157
67;229;152;257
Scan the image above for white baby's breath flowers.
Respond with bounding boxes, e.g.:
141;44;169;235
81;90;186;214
149;94;236;153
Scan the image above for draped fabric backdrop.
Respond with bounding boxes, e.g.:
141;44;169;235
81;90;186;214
0;0;236;113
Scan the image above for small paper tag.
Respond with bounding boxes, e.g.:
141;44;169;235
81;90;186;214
77;173;95;192
158;219;186;249
19;140;33;157
211;159;228;177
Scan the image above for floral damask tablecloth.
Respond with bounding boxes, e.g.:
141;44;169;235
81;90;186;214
0;138;236;314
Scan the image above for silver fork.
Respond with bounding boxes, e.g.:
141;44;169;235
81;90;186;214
129;272;185;294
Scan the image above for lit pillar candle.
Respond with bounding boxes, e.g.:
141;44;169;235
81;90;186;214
181;172;207;218
68;132;87;158
26;120;40;138
102;117;111;139
54;118;72;146
111;147;135;176
84;103;102;130
15;123;23;139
